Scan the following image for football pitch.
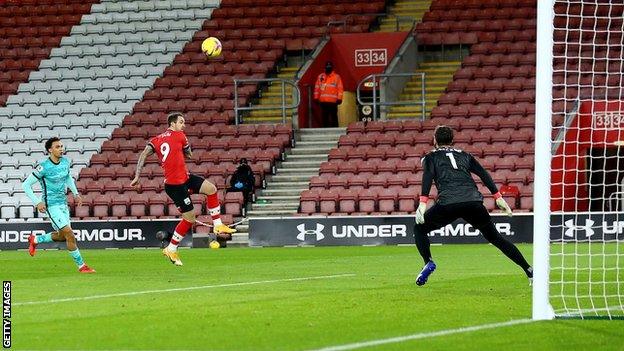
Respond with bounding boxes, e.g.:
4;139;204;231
2;244;622;350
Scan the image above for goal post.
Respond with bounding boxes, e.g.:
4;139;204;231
534;0;624;320
533;0;555;321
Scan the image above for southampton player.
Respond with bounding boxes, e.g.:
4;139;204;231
21;137;96;273
414;126;532;286
130;112;236;266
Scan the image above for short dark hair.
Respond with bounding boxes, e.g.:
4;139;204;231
434;125;454;146
167;112;184;126
44;137;61;153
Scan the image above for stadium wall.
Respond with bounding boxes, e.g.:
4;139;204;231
0;219;191;250
2;213;622;250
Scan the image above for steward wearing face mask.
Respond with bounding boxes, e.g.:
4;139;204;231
313;61;344;127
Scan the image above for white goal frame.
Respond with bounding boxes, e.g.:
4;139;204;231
533;0;624;320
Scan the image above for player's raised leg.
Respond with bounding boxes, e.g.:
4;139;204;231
27;231;53;256
200;180;236;235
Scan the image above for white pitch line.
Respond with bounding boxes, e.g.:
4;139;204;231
14;273;356;306
308;318;535;351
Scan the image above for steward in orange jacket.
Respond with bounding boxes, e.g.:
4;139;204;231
314;61;343;127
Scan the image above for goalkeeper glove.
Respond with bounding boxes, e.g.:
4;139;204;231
494;192;513;217
415;196;428;225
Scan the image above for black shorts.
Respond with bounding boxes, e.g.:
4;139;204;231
164;174;205;213
419;201;492;232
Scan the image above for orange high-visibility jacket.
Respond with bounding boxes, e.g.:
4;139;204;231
314;71;344;103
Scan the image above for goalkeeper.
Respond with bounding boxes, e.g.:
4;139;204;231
413;126;532;286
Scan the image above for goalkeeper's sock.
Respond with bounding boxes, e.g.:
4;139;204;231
206;193;223;227
68;248;85;268
480;222;531;271
35;232;54;244
167;219;193;251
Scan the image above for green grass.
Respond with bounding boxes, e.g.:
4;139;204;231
2;244;623;350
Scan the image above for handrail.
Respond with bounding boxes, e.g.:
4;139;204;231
393;16;417;32
607;191;624;211
356;72;426;121
233;78;300;125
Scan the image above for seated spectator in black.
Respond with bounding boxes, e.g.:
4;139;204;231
228;158;255;204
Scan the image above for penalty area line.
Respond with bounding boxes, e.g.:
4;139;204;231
308;318;535;351
14;273;356;306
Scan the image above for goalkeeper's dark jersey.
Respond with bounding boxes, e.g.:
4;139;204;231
420;146;498;205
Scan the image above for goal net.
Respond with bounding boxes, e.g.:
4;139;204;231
534;0;624;320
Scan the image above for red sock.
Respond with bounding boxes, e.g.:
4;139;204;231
170;219;193;247
206;192;222;226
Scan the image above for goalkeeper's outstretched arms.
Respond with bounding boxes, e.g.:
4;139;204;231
468;155;512;216
415;156;434;224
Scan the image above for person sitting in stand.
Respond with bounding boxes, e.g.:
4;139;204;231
227;158;255;205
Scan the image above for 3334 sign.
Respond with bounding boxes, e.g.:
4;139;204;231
355;48;387;67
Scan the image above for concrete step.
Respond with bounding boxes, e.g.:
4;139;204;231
249;109;296;117
295;140;338;148
404;86;446;93
228;232;250;247
289;147;333;155
247;211;297;217
276;166;319;172
298;135;342;142
263;91;295;98
252;201;300;208
255;195;301;202
242;116;293;123
280;160;324;168
285;153;328;161
298;127;347;135
270;174;315;182
266;181;309;189
247;209;298;216
235;224;249;232
259;188;306;196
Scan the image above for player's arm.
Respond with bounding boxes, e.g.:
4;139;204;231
416;156;434;224
130;144;155;187
468;155;498;194
22;174;45;213
65;172;82;207
468;155;512;216
182;132;192;159
183;144;192;159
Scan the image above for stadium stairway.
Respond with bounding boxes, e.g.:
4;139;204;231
243;65;298;124
0;0;218;221
378;0;432;32
234;127;345;236
386;60;461;119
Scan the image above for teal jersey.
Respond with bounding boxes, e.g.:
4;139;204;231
32;157;72;206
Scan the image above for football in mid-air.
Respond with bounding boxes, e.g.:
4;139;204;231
201;37;222;58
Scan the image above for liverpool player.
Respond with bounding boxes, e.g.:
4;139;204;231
22;137;95;273
414;125;533;286
130;112;236;266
